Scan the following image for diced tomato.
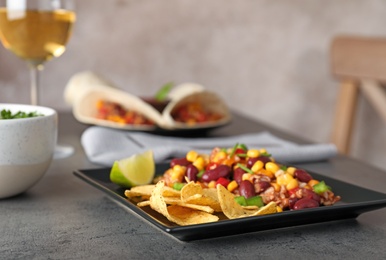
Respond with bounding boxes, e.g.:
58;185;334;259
216;177;230;188
288;187;299;196
206;162;219;171
234;148;246;155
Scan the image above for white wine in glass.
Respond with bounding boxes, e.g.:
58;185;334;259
0;0;76;105
0;0;76;158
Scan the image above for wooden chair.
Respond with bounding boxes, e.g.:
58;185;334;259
330;35;386;155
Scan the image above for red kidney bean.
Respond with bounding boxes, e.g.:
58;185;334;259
201;165;231;182
301;188;320;203
246;156;271;168
256;155;271;164
239;180;256;198
246;157;259;168
170;158;190;168
293;198;319;210
288;197;298;210
186;164;198;182
294;169;313;183
254;181;270;193
233;167;245;184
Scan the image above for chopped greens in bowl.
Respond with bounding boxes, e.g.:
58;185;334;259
0;109;43;119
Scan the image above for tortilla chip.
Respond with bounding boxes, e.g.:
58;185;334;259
149;181;218;225
163;186;181;197
181;182;222;212
166;205;218;226
181;182;203;201
216;185;277;219
125;185;155;200
184;195;222;212
254;201;278;216
125;184;180;202
241;205;259;210
137;200;150;207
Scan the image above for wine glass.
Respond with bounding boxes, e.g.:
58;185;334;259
0;0;76;158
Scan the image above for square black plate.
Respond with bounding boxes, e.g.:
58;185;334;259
74;164;386;241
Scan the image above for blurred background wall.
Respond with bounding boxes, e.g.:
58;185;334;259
1;0;386;170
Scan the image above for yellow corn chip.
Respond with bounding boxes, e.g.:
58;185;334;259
137;200;150;207
217;185;277;219
181;182;222;212
124;184;155;200
166;205;218;226
149;181;218;225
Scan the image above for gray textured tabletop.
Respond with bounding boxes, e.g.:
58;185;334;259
1;112;386;259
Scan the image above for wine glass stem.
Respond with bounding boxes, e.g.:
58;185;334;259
29;66;40;106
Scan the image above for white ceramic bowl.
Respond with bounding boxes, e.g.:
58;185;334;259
0;104;57;199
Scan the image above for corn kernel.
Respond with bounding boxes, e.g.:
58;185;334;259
192;156;205;171
251;160;264;173
277;173;294;186
186;150;198;162
171;165;186;181
222;158;236;167
259;148;267;154
274;169;285;178
265;162;280;174
173;165;186;179
271;183;281;192
286;167;296;176
227;180;238;192
257;168;274;178
201;154;210;165
286;178;299;190
247;149;260;158
208;180;216;188
213;151;227;163
308;179;319;187
242;173;250;181
276;206;283;213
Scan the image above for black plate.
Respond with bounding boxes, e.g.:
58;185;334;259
74;164;386;241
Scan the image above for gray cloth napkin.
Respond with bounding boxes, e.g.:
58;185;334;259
81;126;338;166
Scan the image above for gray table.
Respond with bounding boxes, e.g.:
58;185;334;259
1;112;386;259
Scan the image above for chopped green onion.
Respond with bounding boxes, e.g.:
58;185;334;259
260;152;272;157
229;143;238;157
237;143;248;151
237;163;254;174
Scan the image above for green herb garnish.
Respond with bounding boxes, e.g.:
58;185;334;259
0;109;43;119
229;143;239;157
236;163;254;174
155;82;174;101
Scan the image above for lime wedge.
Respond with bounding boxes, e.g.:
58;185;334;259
110;150;155;188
